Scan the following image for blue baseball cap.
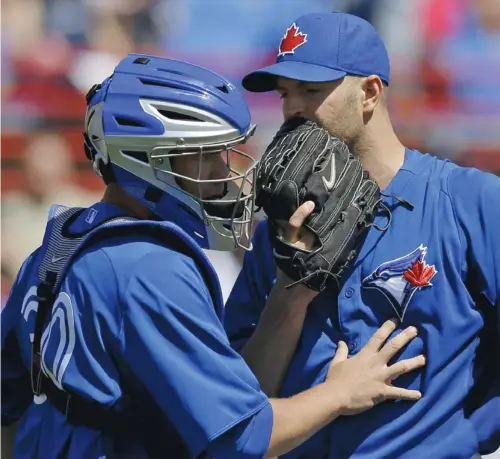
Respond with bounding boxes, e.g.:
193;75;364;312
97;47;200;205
242;12;390;92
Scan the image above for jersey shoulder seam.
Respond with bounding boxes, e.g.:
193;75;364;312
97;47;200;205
443;166;466;275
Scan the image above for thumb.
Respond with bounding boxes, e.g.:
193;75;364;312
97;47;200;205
331;341;349;365
285;200;315;243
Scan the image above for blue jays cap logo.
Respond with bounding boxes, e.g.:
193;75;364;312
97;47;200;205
362;245;437;321
278;23;307;57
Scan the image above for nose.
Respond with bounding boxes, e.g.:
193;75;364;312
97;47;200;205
283;94;305;120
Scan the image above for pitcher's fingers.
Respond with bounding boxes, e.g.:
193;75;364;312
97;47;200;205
386;355;426;380
385;386;422;402
286;201;315;243
378;326;418;362
361;319;398;354
331;341;349;365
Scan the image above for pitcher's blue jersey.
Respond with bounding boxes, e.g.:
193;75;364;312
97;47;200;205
2;202;272;459
225;149;500;459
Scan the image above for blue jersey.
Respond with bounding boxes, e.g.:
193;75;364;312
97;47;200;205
225;149;500;459
1;201;272;459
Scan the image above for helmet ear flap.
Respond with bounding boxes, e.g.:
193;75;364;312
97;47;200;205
82;131;115;184
97;160;115;185
82;132;95;161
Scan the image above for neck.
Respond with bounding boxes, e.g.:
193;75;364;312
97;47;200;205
101;183;154;220
351;112;406;190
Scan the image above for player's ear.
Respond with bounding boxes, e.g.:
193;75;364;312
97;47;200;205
362;75;383;114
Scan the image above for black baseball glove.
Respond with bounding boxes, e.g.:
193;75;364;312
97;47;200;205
255;117;380;291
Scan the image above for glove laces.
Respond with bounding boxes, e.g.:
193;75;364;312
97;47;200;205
365;192;414;232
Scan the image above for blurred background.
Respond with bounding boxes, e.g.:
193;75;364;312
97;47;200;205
2;0;500;305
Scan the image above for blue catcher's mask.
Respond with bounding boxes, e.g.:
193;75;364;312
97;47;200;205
83;54;258;251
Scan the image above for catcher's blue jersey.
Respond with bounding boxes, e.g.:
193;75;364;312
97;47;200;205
1;201;272;459
225;148;500;459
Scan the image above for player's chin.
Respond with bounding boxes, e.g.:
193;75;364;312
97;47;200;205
203;189;226;201
203;182;230;200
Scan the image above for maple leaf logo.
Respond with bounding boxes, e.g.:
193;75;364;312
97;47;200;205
403;260;437;288
278;23;307;56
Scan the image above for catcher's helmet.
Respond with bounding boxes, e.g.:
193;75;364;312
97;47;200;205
83;53;257;251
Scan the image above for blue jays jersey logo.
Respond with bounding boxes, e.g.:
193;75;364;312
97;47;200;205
362;245;437;321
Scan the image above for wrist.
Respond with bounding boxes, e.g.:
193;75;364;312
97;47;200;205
275;270;320;302
321;379;349;416
319;379;348;422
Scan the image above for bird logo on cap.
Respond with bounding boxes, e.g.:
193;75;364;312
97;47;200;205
278;23;307;56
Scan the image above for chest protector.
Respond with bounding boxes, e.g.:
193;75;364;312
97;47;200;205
30;204;223;456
